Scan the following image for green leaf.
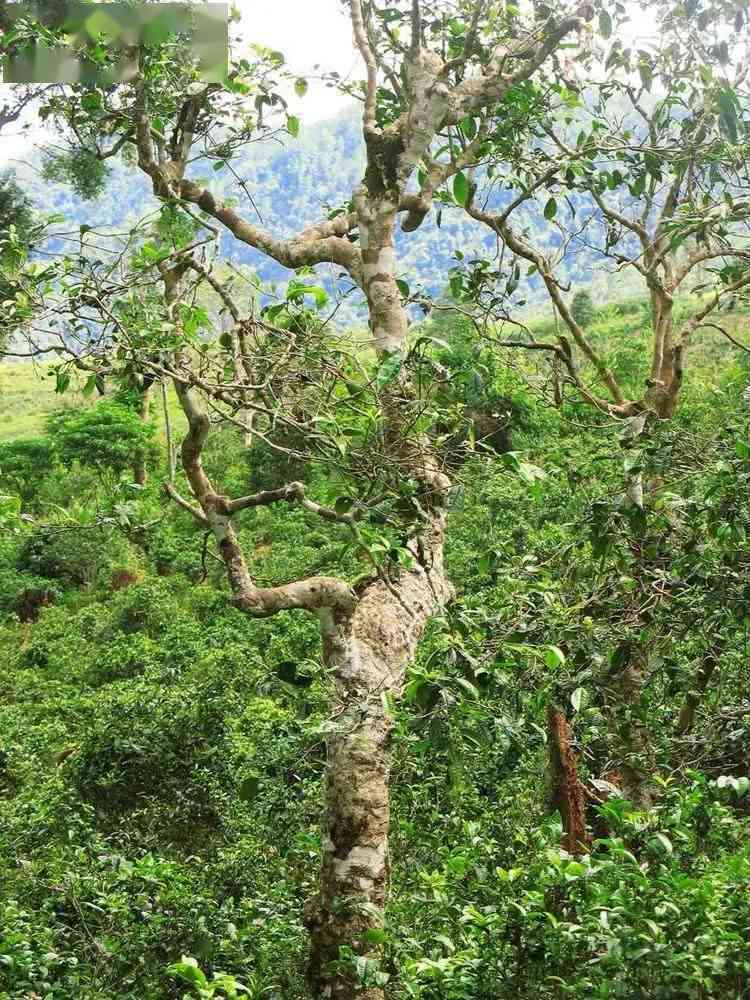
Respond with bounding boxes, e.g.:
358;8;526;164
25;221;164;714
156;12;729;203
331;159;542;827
644;152;662;180
453;171;470;207
362;928;387;945
396;278;410;298
544;197;558;221
651;832;673;855
544;646;566;669
570;687;586;712
286;114;300;138
167;957;208;988
564;861;587;876
294;78;309;97
455;677;480;700
460;116;477;140
238;775;261;802
599;10;612;38
717;88;739;142
79;223;92;235
375;353;404;389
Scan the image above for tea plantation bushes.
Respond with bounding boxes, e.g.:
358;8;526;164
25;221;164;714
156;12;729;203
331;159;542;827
18;525;141;589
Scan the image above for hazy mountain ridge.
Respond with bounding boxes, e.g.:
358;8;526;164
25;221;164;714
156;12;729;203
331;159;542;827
11;106;636;321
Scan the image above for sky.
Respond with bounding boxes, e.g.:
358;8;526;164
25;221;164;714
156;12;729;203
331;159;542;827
0;1;662;163
238;0;361;121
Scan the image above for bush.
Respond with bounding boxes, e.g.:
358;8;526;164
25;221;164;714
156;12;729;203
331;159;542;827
18;525;140;588
106;578;186;637
45;400;158;478
392;782;750;1000
68;677;232;839
0;437;56;502
571;289;596;328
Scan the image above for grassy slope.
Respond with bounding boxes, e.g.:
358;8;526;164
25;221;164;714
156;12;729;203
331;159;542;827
0;362;187;444
0;363;76;441
4;304;749;446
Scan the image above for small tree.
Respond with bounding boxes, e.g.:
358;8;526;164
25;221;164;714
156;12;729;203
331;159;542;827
455;0;750;808
45;399;158;480
570;289;595;329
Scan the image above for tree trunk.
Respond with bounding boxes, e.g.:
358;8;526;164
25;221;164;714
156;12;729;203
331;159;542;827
161;377;177;482
602;421;658;810
134;381;153;486
645;295;682;419
547;703;590;856
306;525;451;999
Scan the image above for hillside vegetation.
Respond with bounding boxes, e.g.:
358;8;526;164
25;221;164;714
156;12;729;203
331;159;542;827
2;1;750;997
2;299;750;999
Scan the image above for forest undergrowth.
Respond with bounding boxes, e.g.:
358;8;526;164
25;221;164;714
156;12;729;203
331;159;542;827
1;300;749;1000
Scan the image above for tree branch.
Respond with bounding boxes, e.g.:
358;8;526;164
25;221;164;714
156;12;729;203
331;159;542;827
350;0;380;131
164;482;209;525
466;195;628;409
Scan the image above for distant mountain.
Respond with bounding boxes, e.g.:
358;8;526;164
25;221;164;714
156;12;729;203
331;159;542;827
10;106;642;325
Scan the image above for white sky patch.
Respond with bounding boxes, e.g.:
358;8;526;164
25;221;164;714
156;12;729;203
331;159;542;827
0;1;665;164
235;0;362;121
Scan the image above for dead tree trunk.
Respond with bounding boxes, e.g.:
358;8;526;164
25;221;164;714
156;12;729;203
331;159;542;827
547;702;590;856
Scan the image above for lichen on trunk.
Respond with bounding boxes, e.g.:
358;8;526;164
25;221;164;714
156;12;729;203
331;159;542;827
306;522;451;999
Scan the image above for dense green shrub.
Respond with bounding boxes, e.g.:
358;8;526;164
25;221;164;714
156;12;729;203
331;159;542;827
18;525;140;588
571;289;595;328
388;779;750;1000
45;400;158;477
0;437;56;502
0;542;59;622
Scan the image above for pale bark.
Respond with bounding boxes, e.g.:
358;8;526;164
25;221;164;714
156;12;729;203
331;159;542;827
306;519;451;998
